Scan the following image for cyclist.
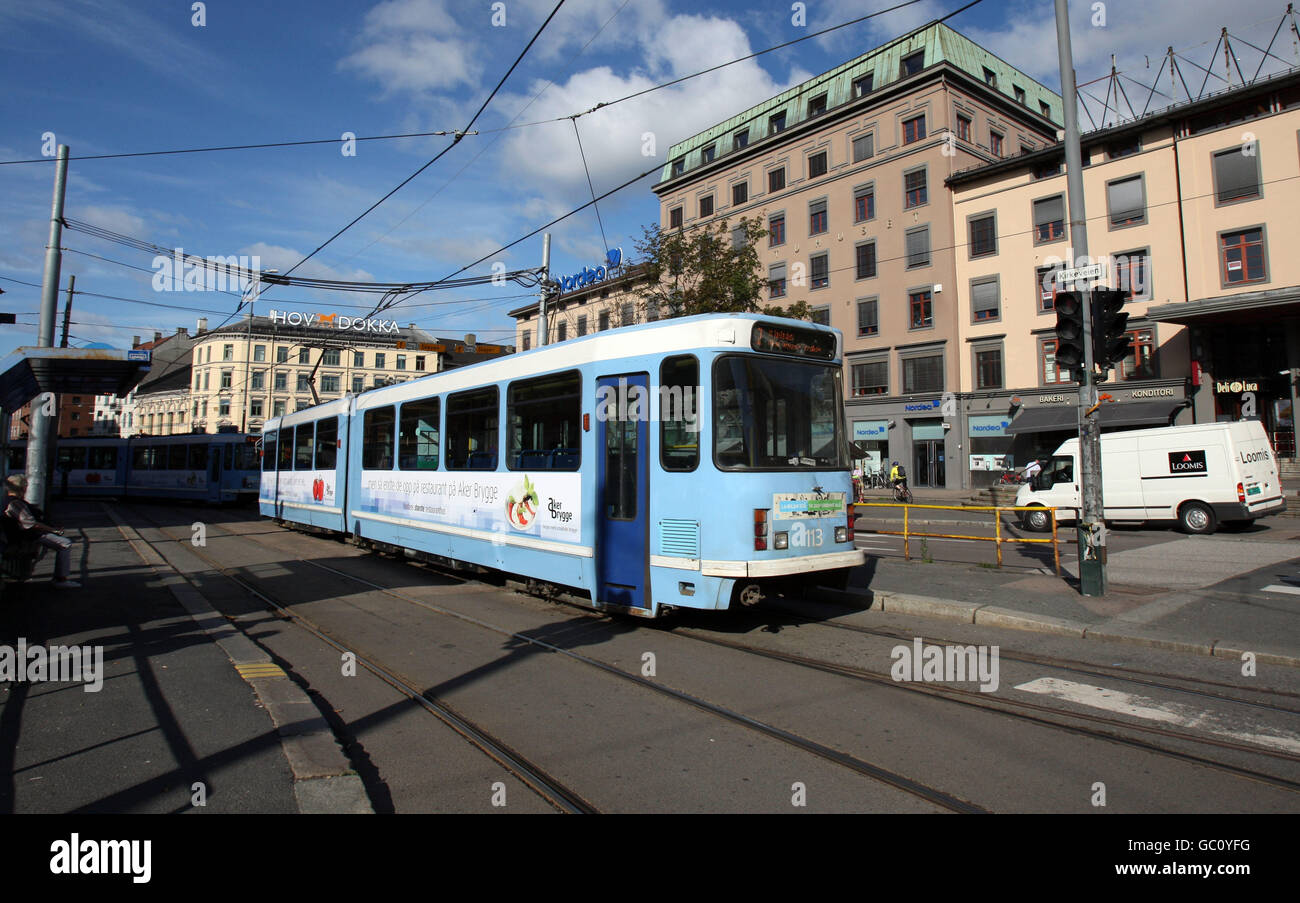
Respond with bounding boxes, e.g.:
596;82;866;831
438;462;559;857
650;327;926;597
889;460;905;490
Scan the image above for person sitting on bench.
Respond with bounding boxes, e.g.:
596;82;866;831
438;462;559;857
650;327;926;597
4;475;79;588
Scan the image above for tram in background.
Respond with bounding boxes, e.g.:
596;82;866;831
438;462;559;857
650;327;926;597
261;314;863;617
1;432;261;504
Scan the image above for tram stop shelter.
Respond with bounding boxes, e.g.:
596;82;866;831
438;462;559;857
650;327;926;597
0;346;151;502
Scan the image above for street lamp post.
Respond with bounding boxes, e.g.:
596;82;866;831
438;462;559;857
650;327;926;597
240;268;277;433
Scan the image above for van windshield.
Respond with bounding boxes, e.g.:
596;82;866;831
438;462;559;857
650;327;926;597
1034;455;1074;490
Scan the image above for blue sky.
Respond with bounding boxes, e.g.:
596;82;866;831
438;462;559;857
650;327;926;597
0;0;1292;354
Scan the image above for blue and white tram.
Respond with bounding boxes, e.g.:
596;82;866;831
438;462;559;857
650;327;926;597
271;315;863;617
260;397;351;531
124;432;261;503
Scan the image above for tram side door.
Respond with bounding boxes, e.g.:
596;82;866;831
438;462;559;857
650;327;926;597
596;373;650;610
209;444;222;501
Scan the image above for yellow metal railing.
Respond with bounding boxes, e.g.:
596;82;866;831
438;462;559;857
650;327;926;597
853;503;1061;575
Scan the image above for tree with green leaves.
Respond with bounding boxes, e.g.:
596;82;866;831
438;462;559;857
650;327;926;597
631;217;811;322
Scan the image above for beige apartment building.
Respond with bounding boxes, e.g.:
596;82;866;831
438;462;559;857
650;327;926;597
948;68;1300;486
133;312;512;437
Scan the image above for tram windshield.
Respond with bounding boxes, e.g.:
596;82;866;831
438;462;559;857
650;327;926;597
714;356;847;470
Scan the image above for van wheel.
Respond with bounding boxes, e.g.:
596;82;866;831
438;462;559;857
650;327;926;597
1179;502;1216;535
1022;506;1051;532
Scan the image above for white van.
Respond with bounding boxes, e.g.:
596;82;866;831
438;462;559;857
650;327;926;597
1015;421;1286;534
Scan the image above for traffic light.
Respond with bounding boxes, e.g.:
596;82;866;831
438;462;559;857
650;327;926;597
1053;290;1086;378
1091;287;1131;371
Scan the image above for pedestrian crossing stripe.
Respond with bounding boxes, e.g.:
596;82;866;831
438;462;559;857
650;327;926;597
235;662;287;679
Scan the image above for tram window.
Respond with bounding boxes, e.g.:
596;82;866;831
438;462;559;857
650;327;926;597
263;434;277;472
295;422;315;470
7;447;25;470
316;417;339;470
169;445;188;470
57;447;87;469
151;446;167;469
363;406;396;470
399;399;439;470
446;388;498;471
188;444;207;469
132;446;150;470
508;371;579;471
224;444;234;470
660;356;699;472
235;443;260;471
278;430;294;470
88;446;117;469
605;417;638;520
713;356;848;470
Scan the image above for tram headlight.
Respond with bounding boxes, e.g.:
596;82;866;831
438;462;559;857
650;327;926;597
774;531;788;549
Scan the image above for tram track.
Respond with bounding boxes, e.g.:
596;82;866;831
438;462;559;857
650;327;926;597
133;506;988;814
149;507;1300;805
120;505;599;815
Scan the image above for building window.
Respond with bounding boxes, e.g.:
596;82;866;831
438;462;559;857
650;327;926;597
1036;264;1059;311
1040;100;1052;118
768;264;787;299
273;400;286;417
277;346;288;363
769;168;785;192
354;351;365;367
956;115;971;143
701;143;716;164
1107;174;1146;227
900;50;925;77
203;372;210;390
852;133;874;162
223;344;233;361
669;206;683;229
853;73;874;97
699;195;714;218
598;311;610;332
251;399;263;417
1013;85;1026;105
902;354;943;393
352;376;365;393
769;111;787;134
253;344;266;362
317;348;337;366
733;129;749;151
731;224;747;249
322;375;340;393
808;151;828;179
905;226;930;269
807;93;827;118
769;214;785;246
855;241;877;280
810;306;830;326
1107;137;1141;159
396;355;407;370
220;370;232;389
857;298;878;337
1033;159;1062;179
194;373;201;390
622;301;635;325
975;347;1003;390
969;213;997;257
809;198;828;235
274;371;287;391
902;114;926;144
1221;227;1267;284
557;321;568;342
990;131;1004;157
971;277;1000;321
1114;250;1151;301
671;157;685;177
295;348;307;364
1213;147;1262;204
904;168;927;208
852;359;888;396
810;253;829;289
1034;195;1066;243
1041;339;1072;384
854;185;875;222
577;315;588;336
983;66;997;87
219;399;230;417
732;182;748;205
297;374;310;392
416;355;426;372
1117;327;1157;381
375;353;385;369
251;371;264;390
909;289;933;329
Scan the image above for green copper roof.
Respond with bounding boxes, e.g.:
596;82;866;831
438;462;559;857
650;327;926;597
658;21;1063;184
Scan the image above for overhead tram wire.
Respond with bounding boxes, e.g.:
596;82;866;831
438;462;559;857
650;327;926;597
571;118;610;258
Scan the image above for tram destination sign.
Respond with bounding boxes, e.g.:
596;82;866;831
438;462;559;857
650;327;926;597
751;323;836;360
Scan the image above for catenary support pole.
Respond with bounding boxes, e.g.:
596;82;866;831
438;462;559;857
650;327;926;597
539;233;551;347
29;144;69;511
1056;0;1107;595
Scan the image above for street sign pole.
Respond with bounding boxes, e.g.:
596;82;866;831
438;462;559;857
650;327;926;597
29;144;69;512
1056;0;1107;595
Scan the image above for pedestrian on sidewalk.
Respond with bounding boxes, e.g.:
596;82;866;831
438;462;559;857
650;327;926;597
3;474;80;588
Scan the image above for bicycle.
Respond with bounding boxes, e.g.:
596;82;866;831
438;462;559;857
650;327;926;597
891;480;913;504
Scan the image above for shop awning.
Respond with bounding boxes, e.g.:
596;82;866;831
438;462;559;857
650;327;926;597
0;346;151;413
1005;399;1189;435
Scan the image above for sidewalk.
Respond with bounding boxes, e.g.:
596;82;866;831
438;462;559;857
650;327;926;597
0;501;316;813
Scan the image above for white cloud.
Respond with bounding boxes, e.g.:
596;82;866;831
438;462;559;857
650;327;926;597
342;0;481;94
239;242;375;284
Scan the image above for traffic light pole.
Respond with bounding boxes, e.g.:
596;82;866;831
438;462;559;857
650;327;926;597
1056;0;1107;595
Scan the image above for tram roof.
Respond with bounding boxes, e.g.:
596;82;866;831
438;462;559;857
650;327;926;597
0;346;151;413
